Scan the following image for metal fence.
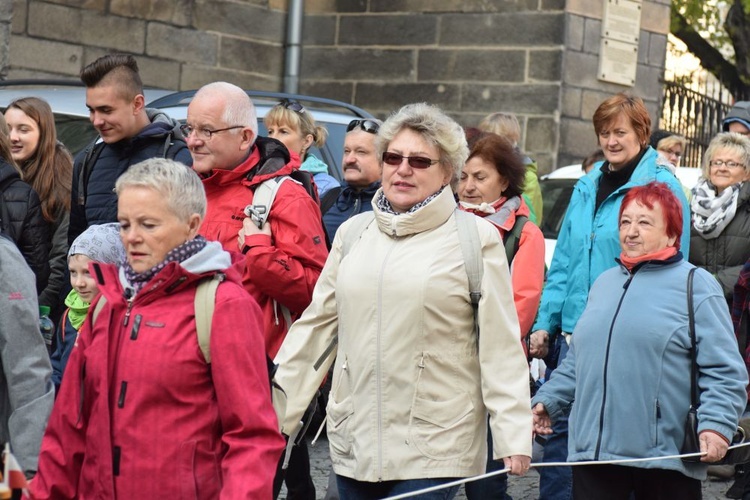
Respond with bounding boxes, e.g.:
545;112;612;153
659;81;734;169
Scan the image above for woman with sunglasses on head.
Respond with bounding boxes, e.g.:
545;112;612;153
5;97;73;323
689;132;750;305
265;100;340;198
273;102;532;499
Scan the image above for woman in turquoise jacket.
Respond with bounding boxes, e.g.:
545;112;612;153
528;93;691;500
532;182;746;498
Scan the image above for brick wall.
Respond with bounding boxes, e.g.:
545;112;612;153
5;0;669;173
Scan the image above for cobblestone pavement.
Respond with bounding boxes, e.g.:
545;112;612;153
279;436;737;499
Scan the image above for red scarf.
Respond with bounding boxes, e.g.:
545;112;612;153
619;247;678;272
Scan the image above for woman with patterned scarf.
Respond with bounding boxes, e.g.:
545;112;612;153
690;132;750;304
31;158;285;499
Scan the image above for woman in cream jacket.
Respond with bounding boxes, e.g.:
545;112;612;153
273;103;532;499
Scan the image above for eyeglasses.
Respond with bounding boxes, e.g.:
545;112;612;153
281;100;306;114
382;152;439;169
180;124;243;140
709;159;745;169
658;148;682;159
347;119;380;134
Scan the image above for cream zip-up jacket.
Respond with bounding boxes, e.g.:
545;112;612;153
274;187;532;481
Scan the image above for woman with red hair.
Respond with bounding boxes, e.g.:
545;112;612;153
532;182;747;499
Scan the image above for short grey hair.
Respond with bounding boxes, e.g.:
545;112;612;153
115;158;206;220
375;103;469;181
702;132;750;178
194;81;258;145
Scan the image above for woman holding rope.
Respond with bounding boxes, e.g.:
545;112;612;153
532;181;747;499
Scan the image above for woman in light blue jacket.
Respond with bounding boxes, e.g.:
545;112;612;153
527;93;691;500
532;182;747;499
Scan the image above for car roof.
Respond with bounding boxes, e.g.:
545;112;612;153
0;79;174;117
151;89;374;124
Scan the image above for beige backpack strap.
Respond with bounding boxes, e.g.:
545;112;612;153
90;296;108;325
194;274;222;364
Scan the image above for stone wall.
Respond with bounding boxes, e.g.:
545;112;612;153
5;0;669;172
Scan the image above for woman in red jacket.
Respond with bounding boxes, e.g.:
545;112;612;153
31;158;285;499
459;131;545;500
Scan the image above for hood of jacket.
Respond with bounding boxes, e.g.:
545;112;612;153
244;136;300;187
373;186;456;237
142;108;183;138
300;154;328;175
0;158;21;186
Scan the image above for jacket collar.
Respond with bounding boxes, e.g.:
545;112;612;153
373;186;456;237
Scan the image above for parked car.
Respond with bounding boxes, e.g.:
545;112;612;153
0;81;374;179
539;163;702;268
0;80;173;155
144;89;374;181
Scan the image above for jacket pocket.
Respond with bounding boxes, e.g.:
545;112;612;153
179;440;222;500
653;398;661;447
326;395;355;457
410;391;475;460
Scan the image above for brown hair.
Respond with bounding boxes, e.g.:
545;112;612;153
467;133;526;199
592;93;651;147
0;114;20;175
80;53;143;101
6;97;73;221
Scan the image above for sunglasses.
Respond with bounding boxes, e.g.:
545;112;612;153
382;152;439;169
347;119;380;134
281;100;306;114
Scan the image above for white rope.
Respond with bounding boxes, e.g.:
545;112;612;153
382;441;750;500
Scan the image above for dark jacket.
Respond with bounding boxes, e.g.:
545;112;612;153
322;181;380;239
68;110;191;244
38;208;69;313
689;181;750;302
0;158;50;293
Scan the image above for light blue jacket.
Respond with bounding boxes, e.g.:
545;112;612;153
533;147;691;336
300;154;340;198
532;258;747;480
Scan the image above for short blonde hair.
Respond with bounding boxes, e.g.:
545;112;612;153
701;132;750;179
478;112;521;146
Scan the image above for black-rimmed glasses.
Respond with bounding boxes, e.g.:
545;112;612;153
347;119;380;134
382;152;439;169
180;124;244;140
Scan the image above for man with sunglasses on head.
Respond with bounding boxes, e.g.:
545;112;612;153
321;118;383;238
69;53;191;244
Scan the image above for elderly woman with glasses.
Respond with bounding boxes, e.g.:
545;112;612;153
273;102;532;499
31;158;285;499
689;132;750;303
264;100;340;198
321;118;383;239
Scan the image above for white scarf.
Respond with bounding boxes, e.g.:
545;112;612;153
690;178;741;240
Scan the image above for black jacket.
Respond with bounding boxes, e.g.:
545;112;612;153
68;110;191;244
0;158;50;293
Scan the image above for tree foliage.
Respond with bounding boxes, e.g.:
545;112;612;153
672;0;750;97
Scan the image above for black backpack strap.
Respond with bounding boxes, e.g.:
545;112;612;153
319;186;342;216
76;139;105;207
502;215;529;266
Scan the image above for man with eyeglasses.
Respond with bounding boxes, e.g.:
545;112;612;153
69;53;191;244
321;119;383;238
723;101;750;136
186;82;327;359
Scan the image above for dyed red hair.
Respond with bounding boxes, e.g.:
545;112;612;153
619;182;683;250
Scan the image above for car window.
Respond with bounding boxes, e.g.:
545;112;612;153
539;178;577;240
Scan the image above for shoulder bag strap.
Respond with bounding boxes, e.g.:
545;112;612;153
687;267;698;409
455;209;483;339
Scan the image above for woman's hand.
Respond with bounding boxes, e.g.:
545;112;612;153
502;455;531;476
529;330;549;359
699;431;729;463
532;403;553;436
238;218;272;252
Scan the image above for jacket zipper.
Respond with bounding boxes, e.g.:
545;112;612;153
376;241;396;481
594;273;633;459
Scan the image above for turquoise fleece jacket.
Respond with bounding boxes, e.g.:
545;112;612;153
532;258;747;480
533;147;691;336
300;154;339;198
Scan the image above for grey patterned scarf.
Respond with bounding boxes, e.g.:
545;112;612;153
123;236;208;293
376;187;445;215
690;178;741;240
